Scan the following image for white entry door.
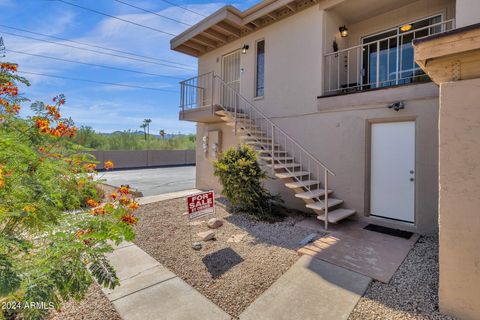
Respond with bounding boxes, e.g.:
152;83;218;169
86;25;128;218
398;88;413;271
370;121;415;222
221;50;241;110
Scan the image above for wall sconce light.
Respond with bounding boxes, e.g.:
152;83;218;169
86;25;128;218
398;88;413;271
241;44;249;54
388;101;405;112
400;24;412;32
339;25;349;37
202;135;208;154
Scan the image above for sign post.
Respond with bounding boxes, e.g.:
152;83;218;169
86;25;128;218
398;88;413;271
187;191;215;220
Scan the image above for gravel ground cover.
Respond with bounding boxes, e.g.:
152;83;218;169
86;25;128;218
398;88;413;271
349;234;455;320
48;284;121;320
133;197;320;318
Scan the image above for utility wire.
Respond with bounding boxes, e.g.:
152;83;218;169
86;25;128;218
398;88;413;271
7;49;185;80
0;24;195;68
18;70;179;93
57;0;178;37
159;0;207;18
112;0;193;27
1;31;196;71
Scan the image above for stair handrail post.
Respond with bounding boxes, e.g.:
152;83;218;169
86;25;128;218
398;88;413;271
324;169;329;230
271;123;275;175
234;96;238;135
211;72;215;114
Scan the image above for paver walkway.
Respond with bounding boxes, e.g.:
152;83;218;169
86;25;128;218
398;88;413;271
103;189;229;320
104;242;229;320
240;256;371;320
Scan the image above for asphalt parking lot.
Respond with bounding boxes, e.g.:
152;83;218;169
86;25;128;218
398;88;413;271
99;166;196;197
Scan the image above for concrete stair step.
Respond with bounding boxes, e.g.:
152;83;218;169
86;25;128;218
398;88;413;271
215;110;248;118
256;149;288;155
285;180;319;189
275;171;310;179
247;141;280;148
306;198;344;210
317;208;356;223
266;163;302;169
260;156;294;161
295;189;333;200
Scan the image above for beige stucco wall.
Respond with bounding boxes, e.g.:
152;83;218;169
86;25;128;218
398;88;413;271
193;0;448;233
438;78;480;319
455;0;480;28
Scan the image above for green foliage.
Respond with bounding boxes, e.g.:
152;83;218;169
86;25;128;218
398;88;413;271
71;127;195;151
213;144;281;220
0;63;140;320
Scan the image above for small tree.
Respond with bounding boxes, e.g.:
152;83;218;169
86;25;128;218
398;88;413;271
0;63;140;320
213;144;281;220
159;129;166;140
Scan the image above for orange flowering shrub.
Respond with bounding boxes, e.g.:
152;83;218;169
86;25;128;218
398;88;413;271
0;63;139;320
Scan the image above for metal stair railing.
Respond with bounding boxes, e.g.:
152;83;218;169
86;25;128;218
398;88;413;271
180;72;336;229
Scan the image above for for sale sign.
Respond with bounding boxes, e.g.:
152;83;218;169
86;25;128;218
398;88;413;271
187;191;215;220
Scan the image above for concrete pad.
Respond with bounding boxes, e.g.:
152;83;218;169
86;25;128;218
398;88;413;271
103;265;176;301
240;256;370;320
106;245;159;281
138;188;202;205
301;227;419;283
113;277;230;320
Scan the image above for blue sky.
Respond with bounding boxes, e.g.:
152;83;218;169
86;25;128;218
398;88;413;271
0;0;260;134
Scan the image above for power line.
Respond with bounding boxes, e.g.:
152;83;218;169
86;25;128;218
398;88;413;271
1;31;196;71
112;0;193;27
18;70;179;93
7;49;185;80
57;0;178;37
0;24;195;68
159;0;207;18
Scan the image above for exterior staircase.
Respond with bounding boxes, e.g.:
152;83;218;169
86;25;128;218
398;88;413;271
180;72;356;229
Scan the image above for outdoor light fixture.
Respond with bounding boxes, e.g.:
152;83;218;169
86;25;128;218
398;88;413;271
339;25;349;37
388;101;405;112
400;24;413;32
241;44;249;54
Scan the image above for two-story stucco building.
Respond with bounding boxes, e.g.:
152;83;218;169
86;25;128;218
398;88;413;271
170;0;480;235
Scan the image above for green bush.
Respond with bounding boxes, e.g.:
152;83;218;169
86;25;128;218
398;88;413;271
213;144;281;220
0;62;140;320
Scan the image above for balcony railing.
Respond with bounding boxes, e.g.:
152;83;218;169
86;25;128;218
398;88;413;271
323;19;455;95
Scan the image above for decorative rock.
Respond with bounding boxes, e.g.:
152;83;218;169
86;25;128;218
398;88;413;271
207;218;223;229
197;230;215;241
227;233;247;243
299;233;318;246
192;242;202;250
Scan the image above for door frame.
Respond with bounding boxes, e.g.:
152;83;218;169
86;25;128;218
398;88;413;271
364;116;417;225
221;49;241;89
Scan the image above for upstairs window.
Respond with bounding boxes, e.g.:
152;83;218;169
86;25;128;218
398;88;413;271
255;40;265;98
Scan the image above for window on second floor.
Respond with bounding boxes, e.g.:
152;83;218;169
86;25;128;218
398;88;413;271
255;40;265;98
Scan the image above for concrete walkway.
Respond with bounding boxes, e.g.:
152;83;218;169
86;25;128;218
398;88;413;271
103;243;229;320
240;256;371;320
102;189;229;320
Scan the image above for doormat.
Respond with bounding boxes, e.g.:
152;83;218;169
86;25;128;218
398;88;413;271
364;224;413;239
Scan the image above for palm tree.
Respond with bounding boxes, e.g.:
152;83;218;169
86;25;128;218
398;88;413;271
159;129;166;140
140;123;147;141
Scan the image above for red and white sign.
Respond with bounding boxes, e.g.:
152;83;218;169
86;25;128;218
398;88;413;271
187;191;215;220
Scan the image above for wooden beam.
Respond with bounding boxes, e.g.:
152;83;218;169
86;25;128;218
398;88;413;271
177;44;201;57
216;21;241;38
191;34;218;48
183;40;207;53
414;28;480;62
203;28;228;43
286;3;296;12
267;13;277;20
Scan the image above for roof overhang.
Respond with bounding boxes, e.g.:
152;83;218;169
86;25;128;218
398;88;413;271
414;23;480;84
170;0;323;57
